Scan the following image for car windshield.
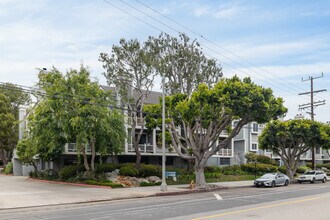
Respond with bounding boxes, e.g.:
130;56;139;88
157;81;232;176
305;171;315;175
260;174;275;179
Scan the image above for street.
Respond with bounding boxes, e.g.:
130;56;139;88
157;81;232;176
2;182;330;220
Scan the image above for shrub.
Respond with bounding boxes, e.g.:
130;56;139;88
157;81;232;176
166;167;191;175
95;163;119;174
222;165;244;175
306;162;313;169
139;164;161;177
296;166;310;173
241;163;277;175
205;172;222;178
37;169;59;180
316;163;330;170
205;166;222;173
140;181;162;187
84;180;123;188
119;165;139;177
3;162;13;175
278;166;287;174
59;164;86;180
245;152;277;165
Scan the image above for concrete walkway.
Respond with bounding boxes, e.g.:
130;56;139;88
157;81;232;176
0;174;253;209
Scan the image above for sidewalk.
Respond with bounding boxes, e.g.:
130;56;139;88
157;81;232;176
0;175;253;210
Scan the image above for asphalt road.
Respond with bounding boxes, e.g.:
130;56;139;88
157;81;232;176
2;182;330;220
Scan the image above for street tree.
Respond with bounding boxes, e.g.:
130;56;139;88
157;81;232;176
145;76;287;188
0;83;31;164
25;66;126;172
16;137;38;171
100;38;156;167
146;32;223;96
259;119;330;180
0;93;16;165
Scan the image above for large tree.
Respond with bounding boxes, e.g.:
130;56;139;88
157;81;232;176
146;32;223;96
100;38;156;167
145;76;286;188
0;94;16;165
0;83;31;164
259;119;330;180
20;66;126;172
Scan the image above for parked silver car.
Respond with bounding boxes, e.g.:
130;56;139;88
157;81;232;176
254;173;290;187
297;170;327;184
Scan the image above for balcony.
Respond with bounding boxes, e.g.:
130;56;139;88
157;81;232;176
64;143;91;154
216;148;233;157
126;117;145;126
127;144;177;154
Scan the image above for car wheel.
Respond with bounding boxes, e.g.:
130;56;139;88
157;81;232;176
284;180;289;186
271;181;276;187
311;178;316;184
298;181;302;184
323;177;327;183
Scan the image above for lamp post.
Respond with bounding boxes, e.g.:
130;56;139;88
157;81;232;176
160;75;167;191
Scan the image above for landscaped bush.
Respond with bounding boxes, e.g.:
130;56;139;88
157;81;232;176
59;164;86;180
140;181;162;187
119;165;139;177
222;165;245;175
205;166;222;173
95;163;119;174
306;162;313;169
166;167;191;175
241;163;277;175
278;166;287;174
84;180;123;188
245;152;277;165
3;162;13;175
38;169;59;180
316;163;330;170
296;166;310;173
139;164;161;177
204;172;222;178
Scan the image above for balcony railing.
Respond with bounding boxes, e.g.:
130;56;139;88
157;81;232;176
126;117;145;125
127;144;153;153
65;143;91;154
216;148;232;157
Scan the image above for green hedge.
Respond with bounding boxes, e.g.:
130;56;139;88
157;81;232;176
278;166;286;174
59;164;86;180
3;162;13;175
205;166;222;173
119;165;139;177
139;164;161;177
95;163;119;174
316;163;330;170
245;152;277;165
241;163;277;175
222;165;245;175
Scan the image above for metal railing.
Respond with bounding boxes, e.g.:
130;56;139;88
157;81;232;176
65;143;91;153
127;144;153;153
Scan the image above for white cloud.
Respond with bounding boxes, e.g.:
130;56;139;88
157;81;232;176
194;5;211;17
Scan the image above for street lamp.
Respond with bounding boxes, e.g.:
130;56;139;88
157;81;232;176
160;75;167;191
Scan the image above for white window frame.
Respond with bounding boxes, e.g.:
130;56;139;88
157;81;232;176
251;142;258;151
252;123;258;133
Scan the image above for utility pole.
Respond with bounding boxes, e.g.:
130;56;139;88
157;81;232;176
298;73;326;170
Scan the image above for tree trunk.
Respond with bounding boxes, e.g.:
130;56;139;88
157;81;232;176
134;143;141;169
195;160;207;188
81;147;90;171
90;140;95;171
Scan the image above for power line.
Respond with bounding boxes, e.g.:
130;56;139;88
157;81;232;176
132;0;311;95
104;0;320;104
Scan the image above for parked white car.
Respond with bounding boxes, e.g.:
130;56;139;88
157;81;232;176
297;170;327;183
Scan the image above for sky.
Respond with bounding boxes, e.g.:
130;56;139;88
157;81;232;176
1;0;330;122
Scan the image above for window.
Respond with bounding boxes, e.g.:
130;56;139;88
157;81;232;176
251;143;258;151
220;158;230;165
252;123;258;132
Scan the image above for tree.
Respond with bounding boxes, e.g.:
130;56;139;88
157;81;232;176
0;83;31;164
259;119;330;180
16;137;38;171
145;76;286;188
99;38;156;167
0;93;16;165
24;66;126;172
146;32;223;96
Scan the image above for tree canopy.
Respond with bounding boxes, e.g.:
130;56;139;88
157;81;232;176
145;76;287;188
20;66;126;172
259;119;330;180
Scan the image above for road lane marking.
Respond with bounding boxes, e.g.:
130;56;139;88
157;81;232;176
213;193;222;200
192;194;330;220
